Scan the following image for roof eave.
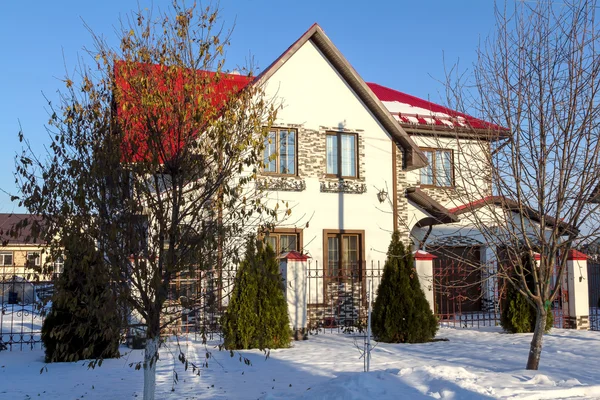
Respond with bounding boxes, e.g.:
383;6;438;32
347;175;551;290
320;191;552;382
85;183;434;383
401;125;510;142
406;187;459;225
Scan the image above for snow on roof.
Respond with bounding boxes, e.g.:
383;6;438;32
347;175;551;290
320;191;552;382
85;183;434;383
367;82;504;132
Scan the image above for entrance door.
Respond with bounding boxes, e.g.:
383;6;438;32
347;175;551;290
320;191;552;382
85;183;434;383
322;230;365;326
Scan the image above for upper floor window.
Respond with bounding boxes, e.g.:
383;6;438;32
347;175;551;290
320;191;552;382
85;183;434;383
263;128;296;175
0;251;13;266
326;133;357;178
420;148;453;187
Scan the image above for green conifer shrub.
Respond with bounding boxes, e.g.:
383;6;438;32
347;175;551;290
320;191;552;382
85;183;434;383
42;233;122;362
222;237;291;349
371;232;438;343
500;253;553;333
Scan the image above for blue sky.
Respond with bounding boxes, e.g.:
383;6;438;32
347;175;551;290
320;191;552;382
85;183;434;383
0;0;497;212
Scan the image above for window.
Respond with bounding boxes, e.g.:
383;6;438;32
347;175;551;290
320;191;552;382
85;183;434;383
263;128;297;175
53;255;64;274
326;133;357;178
420;148;453;187
27;251;41;266
0;252;13;266
324;230;363;278
264;229;302;254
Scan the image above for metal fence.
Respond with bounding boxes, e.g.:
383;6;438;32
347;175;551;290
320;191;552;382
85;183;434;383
0;272;56;350
306;260;384;333
3;255;587;352
432;258;569;329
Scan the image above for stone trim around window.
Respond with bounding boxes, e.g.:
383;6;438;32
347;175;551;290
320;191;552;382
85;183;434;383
256;176;306;192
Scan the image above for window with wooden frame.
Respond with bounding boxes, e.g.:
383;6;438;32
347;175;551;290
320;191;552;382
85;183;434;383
264;229;303;254
0;251;13;266
27;251;41;267
323;230;364;279
420;148;453;187
263;128;297;175
326;132;358;178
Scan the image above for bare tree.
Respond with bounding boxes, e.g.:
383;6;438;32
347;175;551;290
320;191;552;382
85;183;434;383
437;0;600;370
13;3;282;399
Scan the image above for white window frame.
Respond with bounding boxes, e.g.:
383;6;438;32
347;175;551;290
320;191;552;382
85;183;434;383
0;251;13;266
27;251;41;266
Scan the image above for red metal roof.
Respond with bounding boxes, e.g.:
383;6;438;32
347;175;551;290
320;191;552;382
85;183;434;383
279;250;310;261
367;82;505;132
568;249;588;260
114;61;252;163
413;250;437;260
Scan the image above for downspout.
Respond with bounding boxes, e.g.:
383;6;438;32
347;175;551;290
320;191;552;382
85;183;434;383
392;143;398;233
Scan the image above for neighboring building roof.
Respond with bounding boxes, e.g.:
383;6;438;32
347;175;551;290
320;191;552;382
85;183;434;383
448;196;576;234
0;214;45;245
406;187;459;226
368;82;508;139
255;23;428;171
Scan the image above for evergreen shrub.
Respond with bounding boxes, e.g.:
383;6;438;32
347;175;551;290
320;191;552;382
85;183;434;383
222;237;291;350
371;232;438;343
500;253;553;333
42;234;122;362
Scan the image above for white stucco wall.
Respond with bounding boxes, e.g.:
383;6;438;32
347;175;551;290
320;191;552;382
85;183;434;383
260;39;396;268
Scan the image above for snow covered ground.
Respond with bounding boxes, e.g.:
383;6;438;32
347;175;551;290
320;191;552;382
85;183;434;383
1;327;600;399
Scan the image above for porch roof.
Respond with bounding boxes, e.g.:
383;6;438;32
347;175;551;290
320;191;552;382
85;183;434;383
406;187;459;227
448;196;577;235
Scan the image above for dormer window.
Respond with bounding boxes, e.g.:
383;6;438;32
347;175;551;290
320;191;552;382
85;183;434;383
420;148;453;187
263;128;297;175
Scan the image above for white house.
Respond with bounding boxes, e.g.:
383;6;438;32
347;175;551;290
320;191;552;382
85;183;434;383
244;24;518;322
115;23;581;330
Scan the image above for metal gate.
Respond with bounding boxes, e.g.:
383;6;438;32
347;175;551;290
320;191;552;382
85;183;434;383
0;273;55;350
432;252;569;330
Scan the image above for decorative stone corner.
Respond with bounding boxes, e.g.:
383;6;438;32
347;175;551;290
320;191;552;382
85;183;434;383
256;177;306;192
319;180;367;194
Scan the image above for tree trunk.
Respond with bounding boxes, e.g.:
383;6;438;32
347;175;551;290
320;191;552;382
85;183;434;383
526;307;547;370
143;335;159;400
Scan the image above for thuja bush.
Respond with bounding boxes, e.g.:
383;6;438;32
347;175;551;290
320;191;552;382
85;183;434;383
501;254;553;334
371;231;438;343
42;234;122;363
222;237;291;350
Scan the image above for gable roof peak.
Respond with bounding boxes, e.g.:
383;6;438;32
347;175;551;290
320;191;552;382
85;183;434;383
257;23;428;171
